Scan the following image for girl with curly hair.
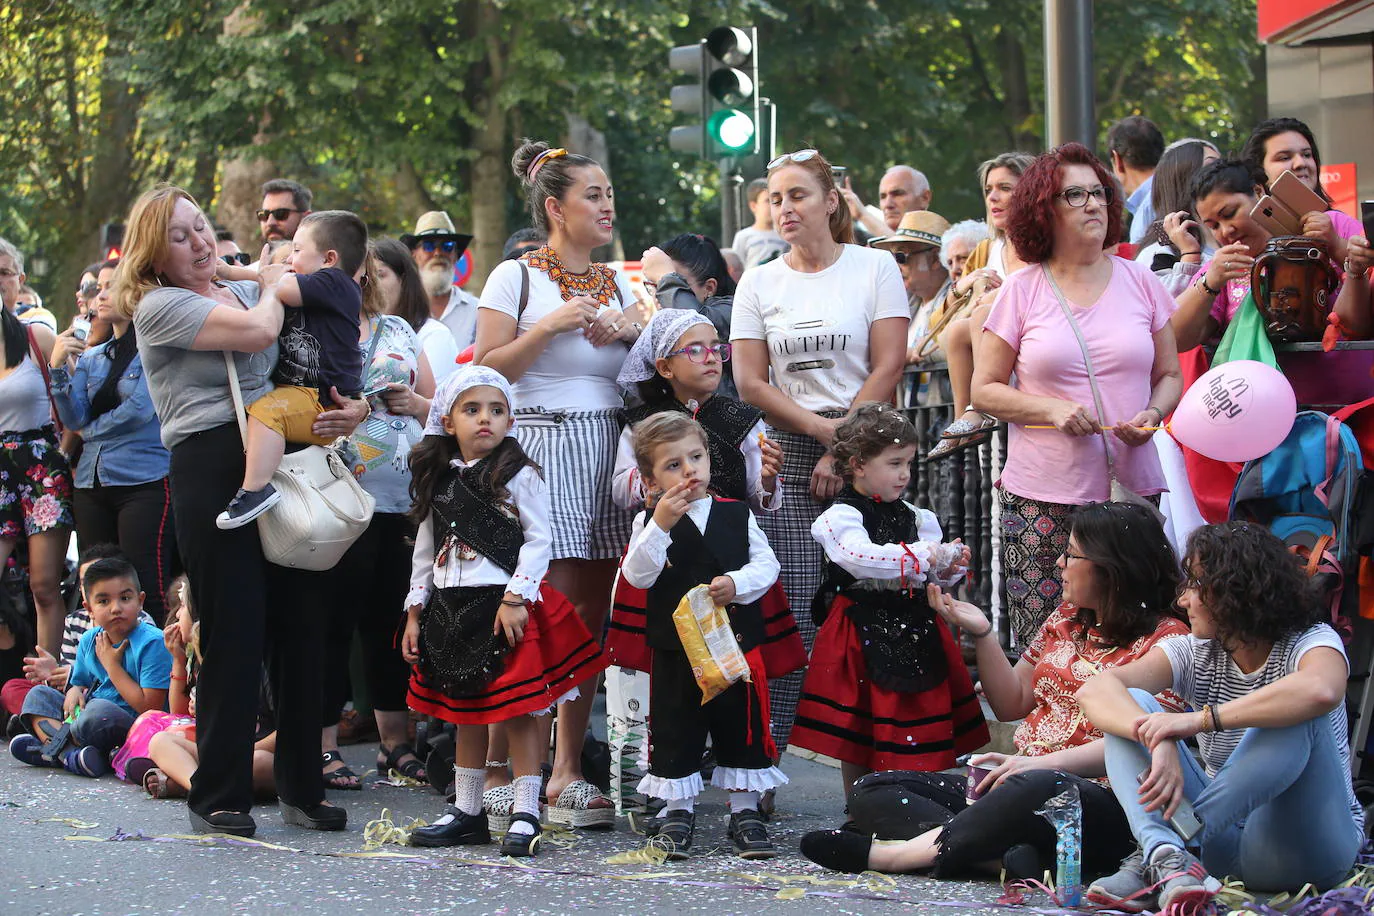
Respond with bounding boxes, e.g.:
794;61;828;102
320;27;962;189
1078;522;1363;911
788;403;988;799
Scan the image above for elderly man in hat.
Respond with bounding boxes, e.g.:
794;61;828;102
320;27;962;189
402;211;478;350
871;211;952;412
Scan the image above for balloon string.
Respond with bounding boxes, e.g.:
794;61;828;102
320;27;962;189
1024;425;1164;431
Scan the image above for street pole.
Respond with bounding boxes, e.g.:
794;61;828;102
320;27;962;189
721;164;744;247
1043;0;1095;149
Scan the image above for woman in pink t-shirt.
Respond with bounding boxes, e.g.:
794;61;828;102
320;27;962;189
972;144;1182;647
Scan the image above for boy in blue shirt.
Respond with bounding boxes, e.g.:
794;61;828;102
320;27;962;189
9;557;171;776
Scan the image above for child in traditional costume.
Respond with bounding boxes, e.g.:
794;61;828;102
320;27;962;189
402;366;607;855
789;403;989;802
619;412;787;860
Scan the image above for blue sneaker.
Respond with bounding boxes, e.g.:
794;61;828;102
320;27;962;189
9;734;59;767
62;745;111;778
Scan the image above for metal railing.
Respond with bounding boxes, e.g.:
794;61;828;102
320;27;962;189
898;363;1008;647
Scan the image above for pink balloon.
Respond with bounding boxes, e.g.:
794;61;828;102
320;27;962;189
1170;360;1296;462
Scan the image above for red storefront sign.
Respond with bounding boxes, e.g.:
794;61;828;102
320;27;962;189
1322;163;1359;219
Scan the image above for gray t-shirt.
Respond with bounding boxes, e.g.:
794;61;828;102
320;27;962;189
134;280;278;449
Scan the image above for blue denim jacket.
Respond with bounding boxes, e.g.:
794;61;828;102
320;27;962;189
49;340;169;488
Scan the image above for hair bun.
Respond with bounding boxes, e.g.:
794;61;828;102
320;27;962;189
511;139;552;186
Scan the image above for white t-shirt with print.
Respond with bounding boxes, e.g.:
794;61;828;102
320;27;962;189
478;258;637;413
730;244;908;413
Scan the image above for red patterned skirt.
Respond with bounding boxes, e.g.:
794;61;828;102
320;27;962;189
408;585;608;725
789;596;988;771
605;577;807;678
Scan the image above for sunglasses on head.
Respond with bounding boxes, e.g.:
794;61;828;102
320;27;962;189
767;149;820;170
256;207;304;222
419;239;458;254
221;252;251;266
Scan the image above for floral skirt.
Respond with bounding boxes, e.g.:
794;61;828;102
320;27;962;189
0;427;73;540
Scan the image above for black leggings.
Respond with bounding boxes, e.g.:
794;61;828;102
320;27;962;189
848;768;1137;880
322;511;413;724
73;478;178;625
171;423;328;817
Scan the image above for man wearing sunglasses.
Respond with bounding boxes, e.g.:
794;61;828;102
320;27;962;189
400;210;478;350
258;178;313;244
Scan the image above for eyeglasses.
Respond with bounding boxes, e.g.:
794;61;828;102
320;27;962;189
890;250;936;267
664;342;731;364
1055;186;1113;208
418;239;459;254
1178;574;1202;593
1063;550;1089;562
256;207;305;222
767;149;819;170
221;252;251;266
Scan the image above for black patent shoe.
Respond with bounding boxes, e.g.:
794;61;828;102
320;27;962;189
410;806;491;847
655;810;695;861
728;809;776;860
282;801;347;831
499;812;543;857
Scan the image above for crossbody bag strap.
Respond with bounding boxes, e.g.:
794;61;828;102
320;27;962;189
518;262;530;319
360;315;386;387
1042;265;1116;475
223;351;249;449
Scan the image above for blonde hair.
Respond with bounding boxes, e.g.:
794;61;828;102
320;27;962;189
113;185;199;321
766;149;853;245
631;412;707;479
360;250;385;318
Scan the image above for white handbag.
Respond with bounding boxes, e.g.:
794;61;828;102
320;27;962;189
224;352;375;571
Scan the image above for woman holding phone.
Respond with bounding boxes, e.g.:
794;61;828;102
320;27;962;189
49;258;176;624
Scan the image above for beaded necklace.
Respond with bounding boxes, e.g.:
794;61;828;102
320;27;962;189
524;246;620;306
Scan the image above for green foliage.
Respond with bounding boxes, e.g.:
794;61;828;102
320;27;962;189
0;0;1263;303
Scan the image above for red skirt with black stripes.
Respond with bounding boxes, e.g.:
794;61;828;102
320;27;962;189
605;577;807;678
408;585;608;725
789;596;989;771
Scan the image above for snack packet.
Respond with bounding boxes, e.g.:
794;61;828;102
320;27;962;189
672;584;751;703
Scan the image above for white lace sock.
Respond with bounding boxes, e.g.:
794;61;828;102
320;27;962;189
453;765;485;817
509;775;542;836
659;796;695;817
729;791;760;814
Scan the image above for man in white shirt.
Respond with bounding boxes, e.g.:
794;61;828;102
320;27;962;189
401;211;479;351
843;166;933;241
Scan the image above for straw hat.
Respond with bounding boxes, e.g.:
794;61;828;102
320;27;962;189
400;211;473;253
870;211;951;250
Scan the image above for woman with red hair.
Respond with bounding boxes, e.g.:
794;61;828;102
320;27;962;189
971;144;1182;647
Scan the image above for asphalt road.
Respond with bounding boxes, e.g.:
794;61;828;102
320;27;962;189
0;737;1031;916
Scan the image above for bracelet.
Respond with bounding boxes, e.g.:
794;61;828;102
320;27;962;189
170;674;187;681
1199;704;1214;733
485;759;511;769
1145;406;1164;423
970;620;994;640
500;599;526;608
1198;275;1221;297
1179;249;1201;257
1209;704;1223;733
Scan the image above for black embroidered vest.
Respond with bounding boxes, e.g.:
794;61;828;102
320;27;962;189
644;498;765;653
624;395;763;502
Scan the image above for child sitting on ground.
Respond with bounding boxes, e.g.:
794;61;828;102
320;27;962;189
9;556;171;776
4;544;153;734
620;412;788;861
788;403;989;800
215;210;367;528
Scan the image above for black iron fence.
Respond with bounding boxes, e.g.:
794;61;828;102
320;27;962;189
898;363;1009;647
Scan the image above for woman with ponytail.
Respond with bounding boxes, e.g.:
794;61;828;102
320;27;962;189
473;140;641;828
49;259;176;624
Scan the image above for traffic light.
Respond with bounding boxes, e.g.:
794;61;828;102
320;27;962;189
101;223;125;260
704;26;758;157
667;26;760;160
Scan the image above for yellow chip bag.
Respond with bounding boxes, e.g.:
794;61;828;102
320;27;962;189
672;584;751;704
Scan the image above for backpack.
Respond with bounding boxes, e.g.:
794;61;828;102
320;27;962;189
1228;409;1362;641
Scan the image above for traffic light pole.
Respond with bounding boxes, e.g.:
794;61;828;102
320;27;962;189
720;163;745;248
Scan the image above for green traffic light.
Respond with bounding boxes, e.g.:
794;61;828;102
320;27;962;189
708;108;755;152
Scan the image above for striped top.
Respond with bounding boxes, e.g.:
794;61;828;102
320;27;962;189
1159;624;1363;830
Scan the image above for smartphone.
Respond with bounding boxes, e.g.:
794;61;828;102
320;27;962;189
1269;169;1329;219
1138;772;1204;843
831;165;848;184
71;318;91;341
1361;200;1374;241
1250;195;1302;237
362;382;393;398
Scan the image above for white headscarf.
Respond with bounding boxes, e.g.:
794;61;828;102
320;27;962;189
616;309;713;391
423;365;516;436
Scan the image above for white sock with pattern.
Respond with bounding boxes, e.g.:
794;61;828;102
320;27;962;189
509;775;542;836
453;765;485;817
729;791;760;814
